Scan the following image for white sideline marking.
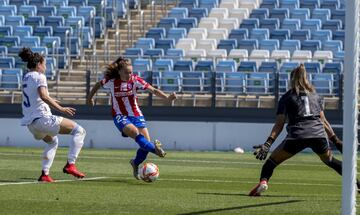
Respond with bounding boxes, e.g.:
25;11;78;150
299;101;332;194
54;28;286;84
0;152;334;167
0;177;109;186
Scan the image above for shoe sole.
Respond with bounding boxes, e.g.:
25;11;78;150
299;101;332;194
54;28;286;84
129;160;140;180
154;140;166;158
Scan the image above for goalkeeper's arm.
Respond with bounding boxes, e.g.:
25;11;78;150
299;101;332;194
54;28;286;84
320;111;342;153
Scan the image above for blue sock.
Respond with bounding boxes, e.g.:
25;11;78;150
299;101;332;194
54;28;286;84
135;134;156;154
134;148;149;166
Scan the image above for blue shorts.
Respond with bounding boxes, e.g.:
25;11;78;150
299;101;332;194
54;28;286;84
113;115;147;133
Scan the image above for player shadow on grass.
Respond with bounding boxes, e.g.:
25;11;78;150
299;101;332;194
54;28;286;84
177;200;303;215
197;192;293;198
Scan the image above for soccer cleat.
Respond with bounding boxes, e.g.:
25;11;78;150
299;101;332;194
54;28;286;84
38;171;55;183
129;159;140;180
63;162;85;178
154;140;166;158
248;180;268;196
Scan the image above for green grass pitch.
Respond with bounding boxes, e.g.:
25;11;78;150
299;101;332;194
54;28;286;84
0;147;357;215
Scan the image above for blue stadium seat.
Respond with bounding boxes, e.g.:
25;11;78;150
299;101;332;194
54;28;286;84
42;36;61;53
228;28;248;44
279;72;290;92
311;73;334;95
160;71;182;92
0;57;15;68
6;16;25;27
247;73;270;94
29;0;48;6
290;29;310;42
280;61;299;73
155;38;175;52
0;46;7;56
238;61;257;72
31;46;48;55
0;26;13;38
19;5;37;18
124;48;143;59
291;8;310;20
331;9;345;25
270;8;289;20
321;0;340;10
22;36;40;47
145;28;166;41
261;0;279;9
251;28;269;41
0;36;20;47
168;7;188;20
301;40;321;53
238;39;258;53
57;6;77;19
216;60;237;72
311;30;332;43
279;0;299;10
66;16;85;34
45;16;65;28
135;38;155;51
0;5;17;16
224;72;246;93
10;0;29;7
259;61;278;73
323;62;342;74
133;58;152;72
174;60;194;72
250;8;269;20
88;0;104;17
25;16;44;28
53;26;73;46
322;20;342;32
69;37;80;56
300;0;320;9
49;0;68;7
78;6;96;26
304;62;321;73
199;0;218;12
0;15;4;26
157;18;177;33
182;71;206;93
69;0;87;7
166;48;185;62
259;18;280;31
332;30;344;44
14;26;33;38
195;60;214;72
153;59;174;72
179;0;199;10
189;8;208;23
143;48;164;60
270;29;290;42
177;18;198;33
259;39;279;52
282;18;300;32
323;40;342;54
167;28;186;43
94;17;105;38
240;18;259;31
0;68;21;89
311;8;330;23
34;26;53;39
301;19;321;31
0;0;9;4
37;6;56;17
217;39;237;55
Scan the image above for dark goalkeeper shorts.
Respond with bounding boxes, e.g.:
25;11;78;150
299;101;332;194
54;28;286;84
281;138;329;155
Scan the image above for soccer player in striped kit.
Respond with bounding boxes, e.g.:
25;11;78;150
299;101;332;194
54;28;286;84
19;48;86;182
248;64;359;196
87;56;176;180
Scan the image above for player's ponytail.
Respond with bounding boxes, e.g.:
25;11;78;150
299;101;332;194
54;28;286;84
104;56;131;79
290;64;315;95
18;47;44;70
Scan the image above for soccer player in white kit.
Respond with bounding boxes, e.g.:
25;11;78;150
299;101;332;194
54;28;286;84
19;48;86;182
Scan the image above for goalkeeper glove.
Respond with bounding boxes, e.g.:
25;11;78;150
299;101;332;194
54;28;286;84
253;137;275;160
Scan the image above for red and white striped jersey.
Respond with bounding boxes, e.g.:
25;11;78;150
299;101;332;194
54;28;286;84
101;74;149;117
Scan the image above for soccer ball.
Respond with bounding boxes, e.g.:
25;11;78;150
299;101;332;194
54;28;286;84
139;162;159;183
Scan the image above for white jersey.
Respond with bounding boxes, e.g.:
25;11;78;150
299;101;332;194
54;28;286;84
21;71;52;125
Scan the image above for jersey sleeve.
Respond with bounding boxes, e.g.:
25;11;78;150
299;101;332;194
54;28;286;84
100;78;111;89
35;73;48;88
134;75;150;90
276;94;287;115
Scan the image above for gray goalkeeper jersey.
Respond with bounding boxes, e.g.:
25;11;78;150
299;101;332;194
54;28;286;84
277;90;327;139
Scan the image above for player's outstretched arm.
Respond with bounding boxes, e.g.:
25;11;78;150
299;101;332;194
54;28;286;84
38;86;75;117
320;111;343;153
253;115;286;160
87;81;102;106
146;85;177;102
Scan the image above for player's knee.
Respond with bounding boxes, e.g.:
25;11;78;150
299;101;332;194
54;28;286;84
71;124;86;137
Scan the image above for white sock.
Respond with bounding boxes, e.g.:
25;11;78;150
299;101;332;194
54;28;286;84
42;136;59;175
68;124;86;164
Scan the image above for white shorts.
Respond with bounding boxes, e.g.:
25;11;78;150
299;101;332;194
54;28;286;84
27;115;64;140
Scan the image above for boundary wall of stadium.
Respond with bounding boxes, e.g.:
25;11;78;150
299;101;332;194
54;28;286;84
0;104;344;151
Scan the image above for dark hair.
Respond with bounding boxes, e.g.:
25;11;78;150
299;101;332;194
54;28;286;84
104;56;131;79
18;47;45;70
